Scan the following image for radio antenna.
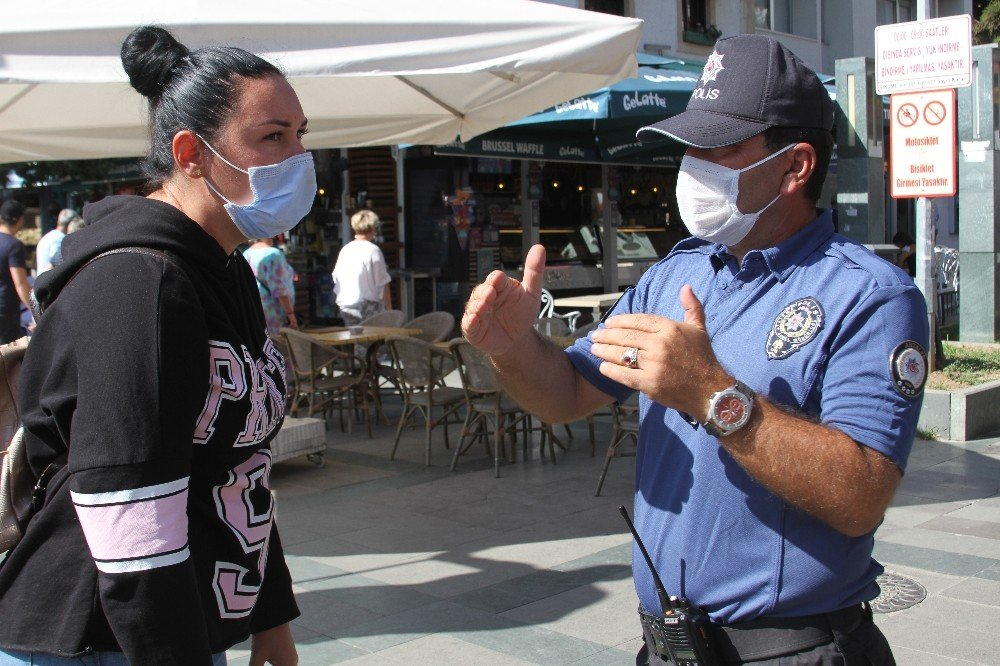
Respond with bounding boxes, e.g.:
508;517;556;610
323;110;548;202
619;505;673;612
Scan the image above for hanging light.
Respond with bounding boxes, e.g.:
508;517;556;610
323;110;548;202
498;182;505;190
318;188;326;196
552;180;560;188
577;185;585;192
652;186;659;193
629;188;637;195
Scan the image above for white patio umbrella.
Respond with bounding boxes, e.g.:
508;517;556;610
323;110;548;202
0;0;642;163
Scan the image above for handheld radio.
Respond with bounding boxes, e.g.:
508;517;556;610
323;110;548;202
619;506;720;666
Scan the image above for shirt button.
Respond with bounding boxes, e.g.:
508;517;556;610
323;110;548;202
721;283;728;290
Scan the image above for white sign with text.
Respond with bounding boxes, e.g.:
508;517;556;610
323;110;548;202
875;15;972;94
889;89;956;198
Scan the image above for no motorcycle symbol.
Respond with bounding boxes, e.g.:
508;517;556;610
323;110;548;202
896;103;918;127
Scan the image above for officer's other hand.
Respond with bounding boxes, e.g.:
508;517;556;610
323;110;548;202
589;284;732;419
462;244;545;357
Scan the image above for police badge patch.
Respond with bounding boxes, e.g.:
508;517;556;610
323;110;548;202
766;298;825;360
890;340;927;398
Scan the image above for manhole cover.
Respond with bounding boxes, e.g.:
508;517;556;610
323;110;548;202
872;572;926;613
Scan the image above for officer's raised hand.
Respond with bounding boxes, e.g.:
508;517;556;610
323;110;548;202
463;244;546;357
589;284;732;421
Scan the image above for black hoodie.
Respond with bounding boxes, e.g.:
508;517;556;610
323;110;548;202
0;196;298;663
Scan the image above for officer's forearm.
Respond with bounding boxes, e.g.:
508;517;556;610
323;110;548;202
490;330;611;424
719;398;901;537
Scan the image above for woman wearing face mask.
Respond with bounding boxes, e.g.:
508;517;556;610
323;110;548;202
0;25;309;666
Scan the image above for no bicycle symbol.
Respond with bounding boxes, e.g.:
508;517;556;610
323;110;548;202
897;103;918;127
924;100;947;125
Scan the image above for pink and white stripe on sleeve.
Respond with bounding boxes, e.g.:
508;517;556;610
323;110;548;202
71;477;190;574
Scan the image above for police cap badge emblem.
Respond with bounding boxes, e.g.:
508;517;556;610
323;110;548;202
766;297;825;360
890;340;927;398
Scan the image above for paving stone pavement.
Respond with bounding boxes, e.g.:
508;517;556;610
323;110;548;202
228;399;1000;665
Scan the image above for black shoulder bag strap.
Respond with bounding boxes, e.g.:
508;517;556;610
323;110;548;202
27;246;184;508
32;246;183;319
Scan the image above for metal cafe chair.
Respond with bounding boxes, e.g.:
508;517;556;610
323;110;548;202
595;396;640;497
539;288;580;332
403;311;456;343
359;308;406;328
375;311;457;400
280;328;372;437
448;338;538;478
270;332;297;414
533;316;570;337
386;335;466;466
356;308;408;412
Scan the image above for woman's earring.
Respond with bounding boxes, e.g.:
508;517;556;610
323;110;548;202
192;168;202;178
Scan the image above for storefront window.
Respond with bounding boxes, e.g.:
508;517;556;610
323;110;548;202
754;0;818;39
683;0;721;45
584;0;626;16
876;0;913;26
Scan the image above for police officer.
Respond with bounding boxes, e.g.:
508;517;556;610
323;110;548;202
463;34;927;665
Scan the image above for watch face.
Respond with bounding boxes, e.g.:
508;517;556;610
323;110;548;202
715;394;746;426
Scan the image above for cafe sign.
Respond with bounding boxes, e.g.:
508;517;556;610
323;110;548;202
435;135;599;163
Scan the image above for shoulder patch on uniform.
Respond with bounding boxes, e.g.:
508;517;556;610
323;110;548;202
766;297;825;360
890;340;927;398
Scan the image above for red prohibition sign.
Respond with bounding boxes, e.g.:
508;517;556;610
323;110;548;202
924;100;947;125
897;103;918;127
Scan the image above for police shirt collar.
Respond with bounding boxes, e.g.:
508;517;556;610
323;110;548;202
760;209;835;282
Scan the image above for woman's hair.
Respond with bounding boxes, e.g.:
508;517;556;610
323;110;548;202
350;209;380;235
120;25;282;186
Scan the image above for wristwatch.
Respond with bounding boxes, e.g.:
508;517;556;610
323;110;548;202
702;380;755;438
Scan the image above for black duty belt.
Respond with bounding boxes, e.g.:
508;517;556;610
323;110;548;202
639;602;870;663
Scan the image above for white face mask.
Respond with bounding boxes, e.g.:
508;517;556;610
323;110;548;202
197;135;317;241
676;143;795;247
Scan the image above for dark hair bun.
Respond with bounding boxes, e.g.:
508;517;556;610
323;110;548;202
121;25;190;99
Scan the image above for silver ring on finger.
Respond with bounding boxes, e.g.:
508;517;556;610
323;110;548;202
621;346;639;370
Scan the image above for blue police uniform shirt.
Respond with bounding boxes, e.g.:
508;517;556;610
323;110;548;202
566;210;929;624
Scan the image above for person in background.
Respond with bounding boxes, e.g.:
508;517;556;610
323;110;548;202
35;208;80;275
0;200;33;342
0;24;308;665
47;214;88;271
244;236;298;336
892;231;916;276
332;209;392;325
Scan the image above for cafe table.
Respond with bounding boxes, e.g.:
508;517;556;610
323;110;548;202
301;325;422;426
303;325;420;346
552;291;624;322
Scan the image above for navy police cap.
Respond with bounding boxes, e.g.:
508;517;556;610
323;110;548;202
637;34;835;149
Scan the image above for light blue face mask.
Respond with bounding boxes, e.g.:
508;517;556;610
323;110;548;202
197;135;317;240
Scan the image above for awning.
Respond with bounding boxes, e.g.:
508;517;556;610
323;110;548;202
435;53;700;166
0;0;643;163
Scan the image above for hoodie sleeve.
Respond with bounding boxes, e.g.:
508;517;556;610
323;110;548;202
64;252;214;665
249;522;299;634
